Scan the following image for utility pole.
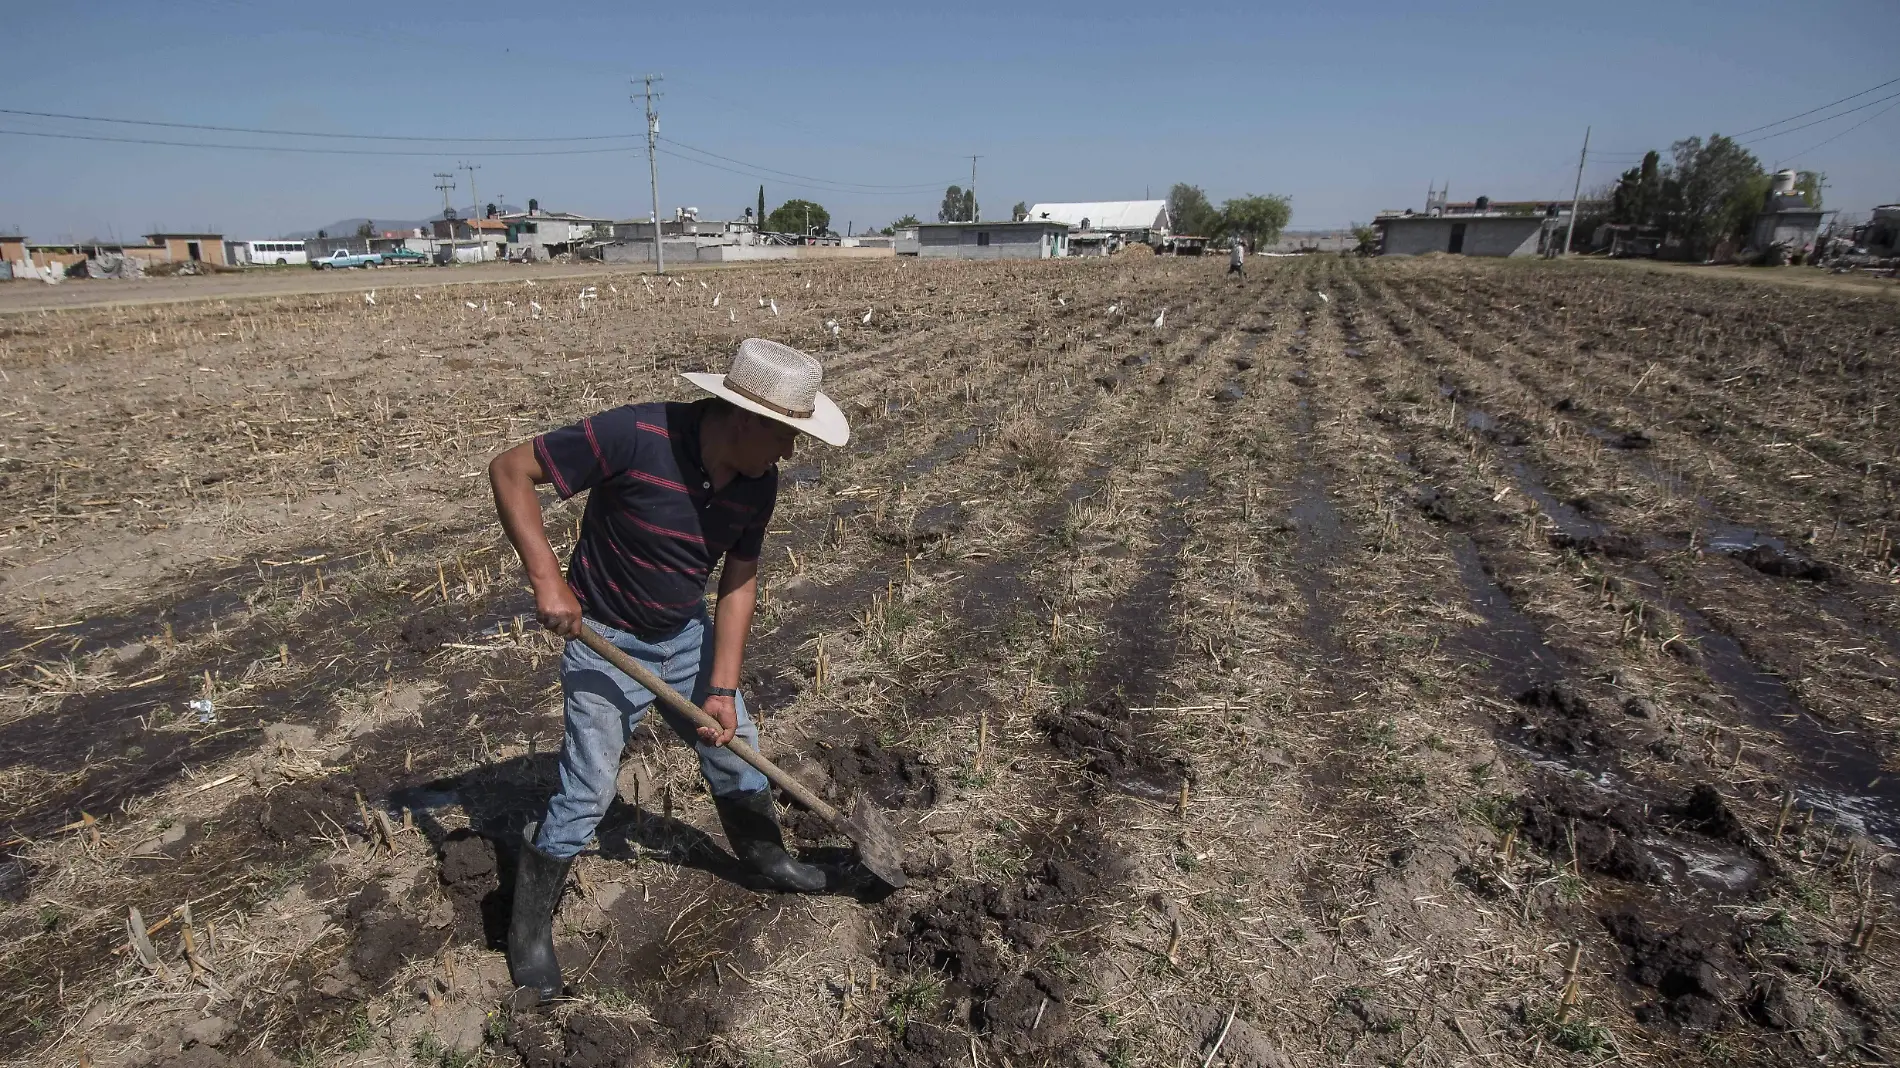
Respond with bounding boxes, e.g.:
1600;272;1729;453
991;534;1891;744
1564;126;1590;258
458;161;482;259
967;155;982;222
433;172;456;257
635;74;665;273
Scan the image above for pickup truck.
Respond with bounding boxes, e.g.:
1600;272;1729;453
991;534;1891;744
379;247;428;263
313;250;383;269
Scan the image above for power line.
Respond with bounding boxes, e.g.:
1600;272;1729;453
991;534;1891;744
1730;75;1900;138
0;106;640;143
655;136;952;192
1777;96;1900;165
0;127;639;157
1742;89;1900;145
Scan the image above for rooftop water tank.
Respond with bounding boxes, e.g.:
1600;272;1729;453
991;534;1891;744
1772;170;1798;196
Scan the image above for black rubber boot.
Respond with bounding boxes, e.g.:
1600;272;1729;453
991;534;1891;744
713;789;827;893
507;828;572;1003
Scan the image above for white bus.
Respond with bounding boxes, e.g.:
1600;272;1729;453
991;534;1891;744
243;240;309;267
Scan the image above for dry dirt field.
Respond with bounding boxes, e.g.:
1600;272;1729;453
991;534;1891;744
1;254;1896;1068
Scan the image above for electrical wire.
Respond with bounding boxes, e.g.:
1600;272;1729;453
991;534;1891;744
1742;89;1900;145
0;106;641;143
1776;96;1900;165
1730;75;1900;138
656;136;953;192
0;127;641;157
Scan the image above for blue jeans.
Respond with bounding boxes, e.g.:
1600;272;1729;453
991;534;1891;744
533;614;767;859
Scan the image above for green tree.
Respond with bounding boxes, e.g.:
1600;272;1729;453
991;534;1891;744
356;220;374;239
1167;183;1220;237
1661;134;1765;250
1218;194;1292;248
880;213;922;235
485;202;498;218
757;185;766;226
1351;224;1378;255
766;199;829;235
1011;200;1029;221
1796;170;1824;208
938;185;974;222
1610;150;1664;226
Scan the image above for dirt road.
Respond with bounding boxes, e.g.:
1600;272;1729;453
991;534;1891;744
0;260;711;315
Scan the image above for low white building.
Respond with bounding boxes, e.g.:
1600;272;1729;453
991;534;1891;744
915;221;1069;259
1024;200;1170;242
503;211;610;260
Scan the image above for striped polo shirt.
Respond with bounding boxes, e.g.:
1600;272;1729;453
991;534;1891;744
534;399;776;638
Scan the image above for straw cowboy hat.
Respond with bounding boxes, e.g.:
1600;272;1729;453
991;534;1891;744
682;338;850;447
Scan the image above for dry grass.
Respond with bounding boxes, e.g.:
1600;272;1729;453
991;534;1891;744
0;254;1895;1068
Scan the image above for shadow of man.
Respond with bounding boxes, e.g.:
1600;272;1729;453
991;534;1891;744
387;752;888;950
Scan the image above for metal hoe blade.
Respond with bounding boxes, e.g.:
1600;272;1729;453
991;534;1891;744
843;795;908;889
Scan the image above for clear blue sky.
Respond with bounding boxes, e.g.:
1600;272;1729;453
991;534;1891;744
4;0;1896;241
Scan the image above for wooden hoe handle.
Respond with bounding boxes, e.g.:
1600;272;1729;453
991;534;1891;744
572;624;845;826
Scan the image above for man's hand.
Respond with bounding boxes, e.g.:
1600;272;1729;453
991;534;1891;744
535;581;585;638
697;693;738;746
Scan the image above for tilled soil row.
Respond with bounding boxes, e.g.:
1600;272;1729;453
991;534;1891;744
1370;270;1900;756
0;263;1247;1066
1340;263;1897;1062
0;261;1219;842
1379;265;1900;581
0;263;1220;1059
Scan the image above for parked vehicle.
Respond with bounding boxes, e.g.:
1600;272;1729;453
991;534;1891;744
314;250;383;269
244;240;308;266
379;247;428;263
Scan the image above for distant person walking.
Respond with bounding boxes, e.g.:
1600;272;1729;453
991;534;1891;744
1228;240;1246;278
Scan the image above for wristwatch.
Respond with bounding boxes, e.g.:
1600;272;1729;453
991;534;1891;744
705;686;738;699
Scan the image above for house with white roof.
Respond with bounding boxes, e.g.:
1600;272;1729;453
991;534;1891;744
1023;201;1170;254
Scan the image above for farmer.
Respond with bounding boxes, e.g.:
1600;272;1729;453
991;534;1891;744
1228;239;1246;277
487;338;851;1002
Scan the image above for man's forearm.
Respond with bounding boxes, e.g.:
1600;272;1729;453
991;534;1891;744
710;570;758;692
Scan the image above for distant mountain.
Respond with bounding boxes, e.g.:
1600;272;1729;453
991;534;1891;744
285;205;522;239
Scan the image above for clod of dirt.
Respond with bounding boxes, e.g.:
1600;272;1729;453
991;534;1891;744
1748;975;1822;1031
0;859;28;903
1214;383;1245;403
1601;909;1736;1028
1287;369;1313;388
399;610;457;651
822;732;938;809
1616;429;1654;449
878;817;1125;1061
1514;683;1606;758
437;829;502;941
1549;532;1645;559
1121;352;1151;367
344;881;449;985
1519;774;1662;882
1092;373;1121;392
1229;355;1255;371
871;502;966;552
1673;784;1747;845
1405;484;1463;524
1179;1003;1289;1067
508;1013;645;1068
1734;545;1834;582
1553;397;1578;412
1623;696;1659;719
1037;695;1188;799
1344;346;1365;359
